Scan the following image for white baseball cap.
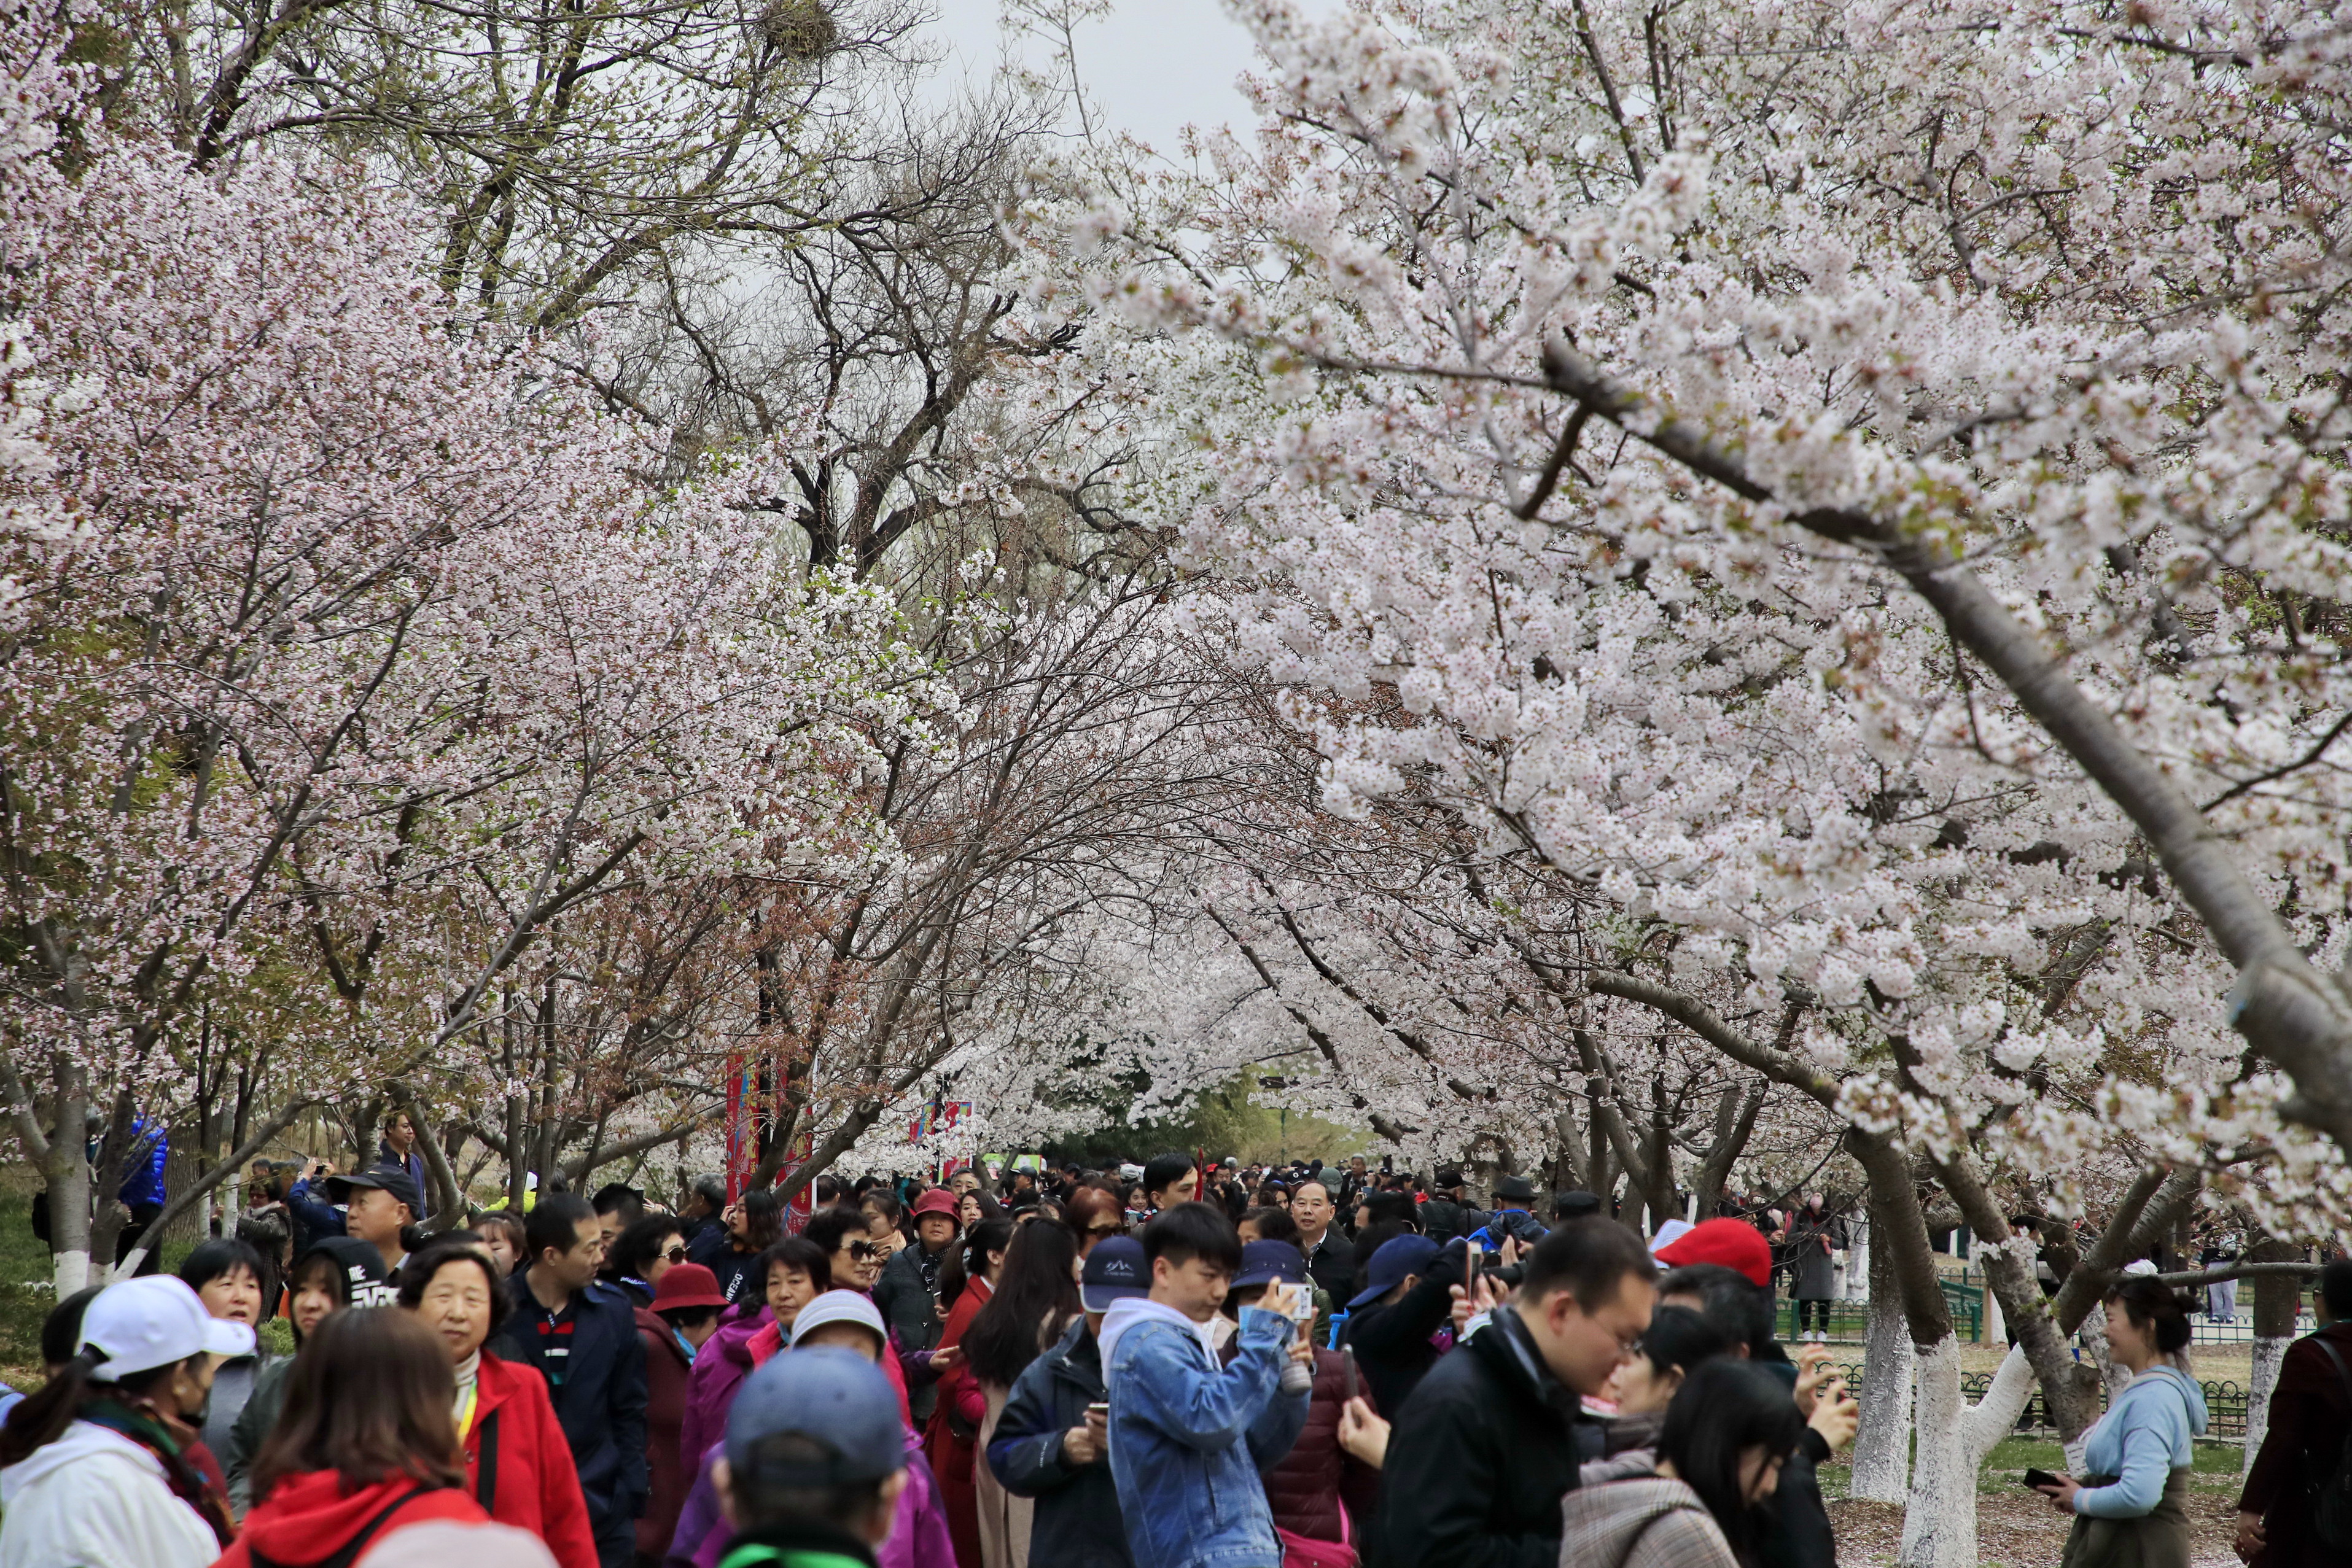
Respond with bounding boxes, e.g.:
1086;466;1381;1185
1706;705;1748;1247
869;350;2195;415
788;1289;887;1354
79;1276;255;1377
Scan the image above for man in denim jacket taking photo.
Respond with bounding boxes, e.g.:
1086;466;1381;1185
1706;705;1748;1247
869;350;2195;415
1100;1201;1314;1568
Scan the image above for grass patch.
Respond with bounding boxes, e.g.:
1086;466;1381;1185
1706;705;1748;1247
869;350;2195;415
1979;1435;2244;1494
0;1164;217;1389
1821;1432;2247;1501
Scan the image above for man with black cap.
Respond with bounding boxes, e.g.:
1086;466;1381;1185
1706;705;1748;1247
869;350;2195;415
714;1348;909;1568
987;1235;1146;1568
286;1162;419;1283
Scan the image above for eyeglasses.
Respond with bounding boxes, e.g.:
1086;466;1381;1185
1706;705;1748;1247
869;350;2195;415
662;1246;690;1264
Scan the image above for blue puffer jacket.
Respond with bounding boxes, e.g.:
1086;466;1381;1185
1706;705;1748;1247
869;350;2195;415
1101;1298;1309;1568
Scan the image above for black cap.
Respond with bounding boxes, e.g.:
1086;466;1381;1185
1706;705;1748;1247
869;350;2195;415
325;1164;421;1215
1554;1190;1602;1219
1493;1174;1538;1203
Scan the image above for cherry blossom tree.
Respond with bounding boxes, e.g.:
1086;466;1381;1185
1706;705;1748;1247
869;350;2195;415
0;10;931;1284
1015;1;2352;1558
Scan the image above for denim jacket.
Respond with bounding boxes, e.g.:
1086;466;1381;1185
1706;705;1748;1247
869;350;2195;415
1101;1299;1309;1568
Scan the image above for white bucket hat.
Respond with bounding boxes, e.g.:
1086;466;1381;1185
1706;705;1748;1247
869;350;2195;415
79;1276;255;1378
787;1289;887;1354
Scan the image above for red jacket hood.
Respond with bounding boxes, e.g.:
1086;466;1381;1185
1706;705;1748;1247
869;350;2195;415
241;1472;486;1565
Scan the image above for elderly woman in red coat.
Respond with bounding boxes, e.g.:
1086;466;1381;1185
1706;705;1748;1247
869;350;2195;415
399;1237;598;1568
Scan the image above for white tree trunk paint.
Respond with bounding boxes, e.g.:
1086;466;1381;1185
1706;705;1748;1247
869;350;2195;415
2244;1335;2289;1477
1982;1275;2006;1345
53;1248;90;1295
1851;1286;1915;1500
1899;1336;1977;1568
1961;1344;2036;1459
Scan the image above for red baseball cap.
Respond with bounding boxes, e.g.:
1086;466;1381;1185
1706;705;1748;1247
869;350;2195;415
650;1262;728;1312
1654;1217;1772;1288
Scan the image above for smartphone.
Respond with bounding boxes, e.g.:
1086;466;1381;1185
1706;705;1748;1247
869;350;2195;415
1342;1344;1358;1403
2021;1468;2062;1491
1465;1247;1482;1294
1086;1401;1108;1421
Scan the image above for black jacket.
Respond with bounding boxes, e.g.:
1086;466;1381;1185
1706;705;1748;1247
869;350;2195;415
491;1273;649;1541
986;1317;1131;1568
1339;1242;1463;1418
1302;1231;1357;1314
1420;1196;1470;1244
1752;1351;1836;1568
1371;1306;1591;1568
874;1237;952;1422
1762;1431;1837;1568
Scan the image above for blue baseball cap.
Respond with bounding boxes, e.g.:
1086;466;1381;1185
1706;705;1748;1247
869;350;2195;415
726;1346;906;1488
1081;1236;1148;1311
1233;1240;1307;1291
1348;1234;1441;1309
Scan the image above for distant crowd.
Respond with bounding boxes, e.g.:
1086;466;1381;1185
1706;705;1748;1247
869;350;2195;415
2;1135;2349;1568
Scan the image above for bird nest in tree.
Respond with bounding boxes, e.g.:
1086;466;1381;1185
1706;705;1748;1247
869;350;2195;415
760;0;838;58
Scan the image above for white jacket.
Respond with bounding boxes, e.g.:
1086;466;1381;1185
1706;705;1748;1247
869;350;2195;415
0;1419;219;1568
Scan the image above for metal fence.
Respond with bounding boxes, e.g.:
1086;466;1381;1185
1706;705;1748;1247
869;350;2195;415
1824;1361;2252;1438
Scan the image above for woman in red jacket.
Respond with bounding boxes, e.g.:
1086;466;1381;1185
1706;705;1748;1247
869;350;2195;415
924;1217;1011;1568
397;1235;598;1568
219;1308;488;1567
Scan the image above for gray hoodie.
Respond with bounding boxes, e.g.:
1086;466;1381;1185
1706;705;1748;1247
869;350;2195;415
1556;1475;1739;1568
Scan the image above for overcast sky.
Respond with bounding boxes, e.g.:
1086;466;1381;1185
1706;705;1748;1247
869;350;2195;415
918;2;1341;153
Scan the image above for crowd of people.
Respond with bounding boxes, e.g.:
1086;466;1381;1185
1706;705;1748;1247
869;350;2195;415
2;1143;2348;1568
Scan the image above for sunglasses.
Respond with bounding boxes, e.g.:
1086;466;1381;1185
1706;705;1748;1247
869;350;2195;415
847;1242;881;1261
1086;1224;1126;1239
662;1245;690;1265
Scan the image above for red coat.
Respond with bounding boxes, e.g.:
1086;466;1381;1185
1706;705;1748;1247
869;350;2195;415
635;1307;696;1560
214;1472;486;1567
922;1277;992;1568
466;1351;599;1568
1221;1340;1380;1543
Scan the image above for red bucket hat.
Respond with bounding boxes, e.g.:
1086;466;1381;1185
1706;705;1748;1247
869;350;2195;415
1654;1217;1773;1288
650;1262;728;1312
909;1187;963;1224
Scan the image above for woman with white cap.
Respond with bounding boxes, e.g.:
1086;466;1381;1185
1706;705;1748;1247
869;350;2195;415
0;1274;252;1567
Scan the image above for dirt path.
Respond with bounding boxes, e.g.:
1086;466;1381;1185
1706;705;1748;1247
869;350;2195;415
1828;1491;2246;1567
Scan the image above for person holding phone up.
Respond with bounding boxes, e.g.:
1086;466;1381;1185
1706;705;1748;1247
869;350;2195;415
1099;1203;1315;1568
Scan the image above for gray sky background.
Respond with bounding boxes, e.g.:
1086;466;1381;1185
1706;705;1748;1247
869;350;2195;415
919;2;1342;153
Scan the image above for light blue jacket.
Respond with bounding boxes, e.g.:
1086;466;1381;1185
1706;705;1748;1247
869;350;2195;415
1102;1298;1309;1568
2075;1365;2209;1518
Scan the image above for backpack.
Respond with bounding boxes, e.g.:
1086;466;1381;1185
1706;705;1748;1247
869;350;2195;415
2311;1337;2352;1552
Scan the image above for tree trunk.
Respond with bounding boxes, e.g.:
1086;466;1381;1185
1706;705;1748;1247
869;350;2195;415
1852;1224;1915;1502
2243;1236;2301;1477
1902;1336;1977;1568
38;1079;93;1294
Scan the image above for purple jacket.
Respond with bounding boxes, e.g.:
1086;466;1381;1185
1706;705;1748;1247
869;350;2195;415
665;1432;954;1568
676;1306;772;1475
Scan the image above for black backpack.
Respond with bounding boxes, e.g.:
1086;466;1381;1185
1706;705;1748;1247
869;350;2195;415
2311;1337;2352;1552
